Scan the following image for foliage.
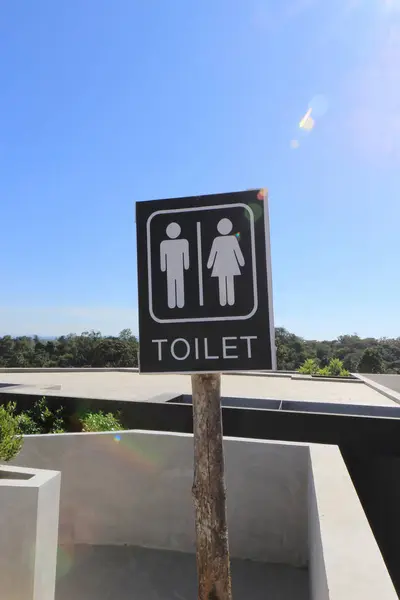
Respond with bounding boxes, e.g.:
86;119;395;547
318;358;350;377
298;358;320;374
80;410;122;433
23;396;66;434
0;329;139;369
8;398;122;436
275;327;307;370
0;403;23;462
276;328;398;374
298;357;350;377
16;413;41;435
357;347;385;374
0;327;396;374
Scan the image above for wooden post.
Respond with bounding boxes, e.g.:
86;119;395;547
191;373;233;600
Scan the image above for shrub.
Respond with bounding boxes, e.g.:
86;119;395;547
323;358;349;377
80;410;122;433
298;358;320;374
320;358;350;377
24;396;66;434
0;403;23;462
298;357;350;377
16;413;41;435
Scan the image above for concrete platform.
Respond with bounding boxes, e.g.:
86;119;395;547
55;545;309;600
0;369;397;406
360;374;400;394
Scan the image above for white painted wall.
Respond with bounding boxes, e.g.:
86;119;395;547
0;465;60;600
13;431;309;566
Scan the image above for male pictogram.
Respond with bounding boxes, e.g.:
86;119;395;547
160;222;190;309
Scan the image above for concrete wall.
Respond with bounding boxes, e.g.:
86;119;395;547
13;431;309;566
308;445;397;600
11;430;398;599
0;465;60;600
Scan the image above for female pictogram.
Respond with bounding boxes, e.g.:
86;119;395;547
207;218;245;306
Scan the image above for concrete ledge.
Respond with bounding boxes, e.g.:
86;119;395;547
308;445;397;599
223;370;295;378
0;465;61;600
0;367;141;373
0;367;358;382
353;373;400;406
309;375;360;383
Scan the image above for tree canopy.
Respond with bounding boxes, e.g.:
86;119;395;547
0;327;398;374
275;327;399;374
357;347;385;374
0;329;139;369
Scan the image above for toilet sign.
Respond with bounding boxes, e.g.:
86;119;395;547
136;189;276;373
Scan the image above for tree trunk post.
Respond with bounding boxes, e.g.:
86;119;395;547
191;372;233;600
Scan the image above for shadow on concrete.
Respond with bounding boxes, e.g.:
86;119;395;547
0;383;21;389
55;545;309;600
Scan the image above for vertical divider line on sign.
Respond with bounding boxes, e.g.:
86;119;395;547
197;221;204;307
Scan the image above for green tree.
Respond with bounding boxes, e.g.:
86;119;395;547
275;327;307;370
119;328;135;341
357;347;385;374
0;328;399;374
92;337;137;367
0;336;15;366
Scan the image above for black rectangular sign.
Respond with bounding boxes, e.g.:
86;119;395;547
136;189;276;373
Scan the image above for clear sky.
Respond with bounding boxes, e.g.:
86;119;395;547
0;0;399;340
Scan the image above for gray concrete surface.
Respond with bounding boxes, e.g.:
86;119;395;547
55;545;309;600
353;374;400;406
361;374;400;394
0;369;397;406
362;373;400;394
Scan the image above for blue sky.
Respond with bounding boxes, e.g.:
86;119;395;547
1;0;399;340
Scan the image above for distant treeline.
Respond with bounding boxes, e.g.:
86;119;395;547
0;327;398;374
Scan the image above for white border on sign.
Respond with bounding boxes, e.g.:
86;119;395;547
263;192;277;370
146;203;258;323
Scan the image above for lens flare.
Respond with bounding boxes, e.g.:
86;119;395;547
291;94;328;149
245;202;263;222
57;545;75;579
299;108;315;131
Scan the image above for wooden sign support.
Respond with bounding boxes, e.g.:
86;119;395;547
191;373;233;600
